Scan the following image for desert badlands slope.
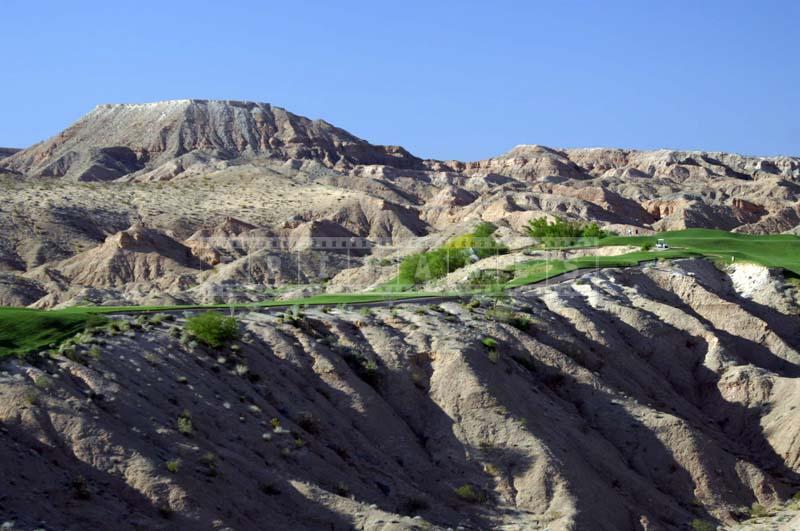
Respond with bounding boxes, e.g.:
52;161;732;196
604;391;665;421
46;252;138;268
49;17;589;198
1;100;799;530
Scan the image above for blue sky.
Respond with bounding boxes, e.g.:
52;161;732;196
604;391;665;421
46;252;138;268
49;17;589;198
1;0;798;160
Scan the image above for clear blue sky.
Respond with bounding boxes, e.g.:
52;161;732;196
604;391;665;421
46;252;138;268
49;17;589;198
2;0;798;160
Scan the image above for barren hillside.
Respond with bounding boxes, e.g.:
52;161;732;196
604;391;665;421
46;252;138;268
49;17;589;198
2;261;799;530
1;100;799;531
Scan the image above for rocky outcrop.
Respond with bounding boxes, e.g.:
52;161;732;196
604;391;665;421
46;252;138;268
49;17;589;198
0;273;46;306
25;224;208;293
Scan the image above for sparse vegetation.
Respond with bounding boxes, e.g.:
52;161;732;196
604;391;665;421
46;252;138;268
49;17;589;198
33;374;52;390
486;307;530;330
177;410;193;435
0;308;106;358
749;502;769;518
690;519;716;531
453;483;483;503
481;337;498;349
184;312;238;348
397;223;508;286
165;458;181;474
527;217;607;247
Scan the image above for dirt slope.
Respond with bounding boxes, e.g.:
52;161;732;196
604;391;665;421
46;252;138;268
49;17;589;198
1;260;799;530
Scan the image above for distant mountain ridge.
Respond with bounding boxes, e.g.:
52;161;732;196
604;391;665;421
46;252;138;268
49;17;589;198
0;99;422;181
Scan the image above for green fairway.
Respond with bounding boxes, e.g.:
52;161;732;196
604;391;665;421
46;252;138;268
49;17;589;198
508;249;696;287
601;229;800;275
0;292;440;358
0;308;105;358
65;291;441;315
3;228;798;359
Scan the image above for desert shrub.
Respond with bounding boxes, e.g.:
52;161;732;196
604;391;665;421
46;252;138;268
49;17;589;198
527;217;607;246
185;312;238;348
483;463;501;477
398;225;508;286
749;503;769;518
453;483;483;503
345;355;379;388
472;221;497;238
165;458;181;473
177;410;193;435
486;308;530;330
690;519;716;531
481;337;497;349
148;313;171;326
468;269;514;288
33;375;52;390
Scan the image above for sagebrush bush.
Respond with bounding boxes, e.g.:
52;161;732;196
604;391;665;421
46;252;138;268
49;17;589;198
185;312;238;348
690;519;716;531
453;483;483;503
166;458;181;473
177;410;193;435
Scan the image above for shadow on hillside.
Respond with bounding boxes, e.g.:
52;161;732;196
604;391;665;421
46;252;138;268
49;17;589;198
502;284;800;525
630;270;800;377
238;316;519;530
2;411;193;530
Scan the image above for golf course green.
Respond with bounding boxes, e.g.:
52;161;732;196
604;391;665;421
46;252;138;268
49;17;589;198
2;229;798;358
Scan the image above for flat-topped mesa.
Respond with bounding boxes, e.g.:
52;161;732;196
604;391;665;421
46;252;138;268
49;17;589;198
1;99;424;181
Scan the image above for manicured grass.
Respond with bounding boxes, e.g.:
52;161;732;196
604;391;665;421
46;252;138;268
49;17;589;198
4;229;796;358
507;249;696;287
0;293;443;357
21;291;443;316
601;229;800;275
0;308;106;358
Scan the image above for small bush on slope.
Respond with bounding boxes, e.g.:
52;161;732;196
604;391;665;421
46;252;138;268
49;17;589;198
184;312;238;348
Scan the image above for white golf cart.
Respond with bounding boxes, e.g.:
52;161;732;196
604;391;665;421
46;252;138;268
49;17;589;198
655;238;669;250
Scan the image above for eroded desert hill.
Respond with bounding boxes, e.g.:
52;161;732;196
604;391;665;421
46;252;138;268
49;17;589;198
2;260;799;530
1;101;800;531
0;100;799;309
0;100;422;182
